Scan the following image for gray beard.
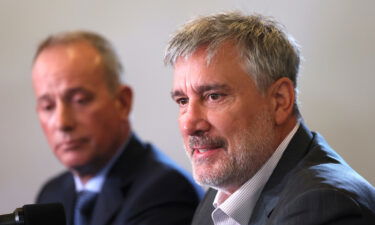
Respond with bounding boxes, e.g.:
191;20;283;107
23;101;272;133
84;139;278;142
190;110;276;192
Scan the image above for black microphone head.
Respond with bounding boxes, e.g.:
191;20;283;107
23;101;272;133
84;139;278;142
22;203;66;225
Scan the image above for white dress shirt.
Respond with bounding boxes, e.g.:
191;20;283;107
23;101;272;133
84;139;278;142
211;123;300;225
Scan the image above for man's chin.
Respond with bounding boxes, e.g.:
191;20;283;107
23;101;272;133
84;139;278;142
69;163;98;176
60;157;90;173
193;167;223;187
58;151;89;167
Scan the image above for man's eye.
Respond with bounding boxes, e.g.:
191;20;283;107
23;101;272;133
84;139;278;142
38;104;54;112
176;98;189;106
207;93;222;101
73;95;92;105
43;105;54;111
75;98;88;104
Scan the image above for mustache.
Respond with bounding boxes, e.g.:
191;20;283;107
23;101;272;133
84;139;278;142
188;135;227;149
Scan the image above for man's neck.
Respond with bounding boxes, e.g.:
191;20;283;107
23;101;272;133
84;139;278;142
274;115;298;150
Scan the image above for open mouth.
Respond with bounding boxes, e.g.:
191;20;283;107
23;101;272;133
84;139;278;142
193;145;223;153
189;136;227;157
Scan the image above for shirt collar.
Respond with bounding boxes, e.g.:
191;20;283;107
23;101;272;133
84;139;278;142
212;122;300;224
74;134;131;193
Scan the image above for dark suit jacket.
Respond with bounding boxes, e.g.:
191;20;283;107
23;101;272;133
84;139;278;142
192;123;375;225
36;134;203;225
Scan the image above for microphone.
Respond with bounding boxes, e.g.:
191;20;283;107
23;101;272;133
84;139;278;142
0;203;66;225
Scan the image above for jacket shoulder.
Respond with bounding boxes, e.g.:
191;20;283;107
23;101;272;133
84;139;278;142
270;131;375;223
36;171;73;203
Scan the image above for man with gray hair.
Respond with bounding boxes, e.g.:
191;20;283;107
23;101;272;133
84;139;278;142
32;30;202;225
165;11;375;225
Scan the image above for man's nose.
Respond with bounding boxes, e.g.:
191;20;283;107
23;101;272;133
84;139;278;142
179;101;210;136
52;103;76;132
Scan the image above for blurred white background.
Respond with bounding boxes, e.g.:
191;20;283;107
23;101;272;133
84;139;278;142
0;0;374;213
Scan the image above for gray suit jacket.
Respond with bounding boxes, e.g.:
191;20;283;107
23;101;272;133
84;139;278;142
191;123;375;225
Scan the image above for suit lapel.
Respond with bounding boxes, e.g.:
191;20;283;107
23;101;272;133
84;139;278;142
90;134;146;225
191;188;217;225
249;123;314;225
60;175;76;225
91;177;126;225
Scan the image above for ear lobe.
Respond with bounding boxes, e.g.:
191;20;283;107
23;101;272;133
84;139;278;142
115;85;133;120
269;78;295;125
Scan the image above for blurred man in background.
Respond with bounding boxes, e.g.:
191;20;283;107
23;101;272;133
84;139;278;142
165;11;375;225
32;30;202;225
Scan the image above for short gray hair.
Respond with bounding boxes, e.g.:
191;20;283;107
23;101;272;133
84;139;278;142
165;11;301;115
34;30;123;92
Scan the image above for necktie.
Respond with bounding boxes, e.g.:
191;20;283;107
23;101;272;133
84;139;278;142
74;191;98;225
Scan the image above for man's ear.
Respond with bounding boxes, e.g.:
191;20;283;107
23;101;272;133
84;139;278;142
115;85;133;120
268;77;295;125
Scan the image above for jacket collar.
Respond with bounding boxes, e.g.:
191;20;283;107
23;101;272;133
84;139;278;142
90;134;147;225
249;122;314;224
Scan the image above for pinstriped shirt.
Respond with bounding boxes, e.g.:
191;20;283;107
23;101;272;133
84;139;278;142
211;123;300;225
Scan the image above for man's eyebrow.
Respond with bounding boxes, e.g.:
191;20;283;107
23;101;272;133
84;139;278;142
171;84;230;99
65;87;91;97
37;87;91;102
171;90;185;99
37;95;51;103
195;84;230;94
